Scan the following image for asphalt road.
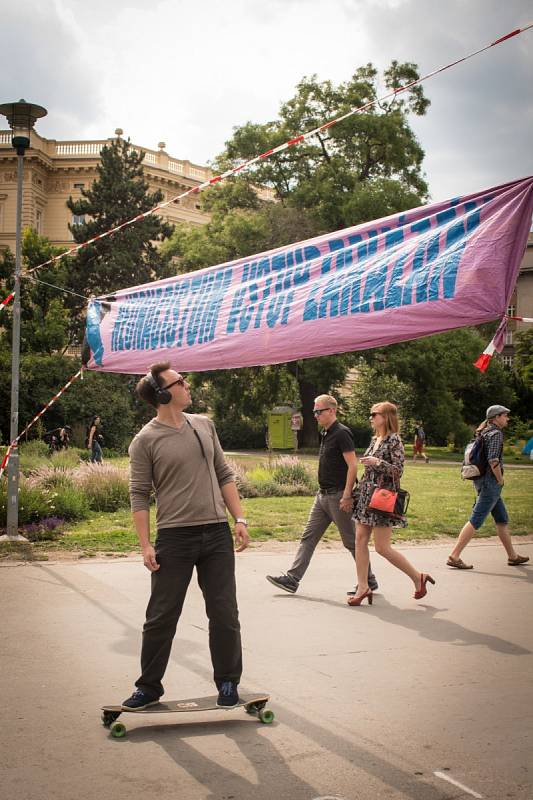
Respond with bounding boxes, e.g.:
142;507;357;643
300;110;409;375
2;539;532;800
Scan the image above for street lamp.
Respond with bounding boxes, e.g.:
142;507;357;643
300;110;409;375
0;99;47;542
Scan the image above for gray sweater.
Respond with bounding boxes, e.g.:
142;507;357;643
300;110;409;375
128;414;234;529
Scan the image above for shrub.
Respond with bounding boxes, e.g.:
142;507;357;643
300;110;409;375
26;466;75;492
272;456;316;489
75;463;130;512
19;439;50;474
0;479;61;526
225;458;257;498
215;417;266;450
22;517;66;542
51;449;85;469
48;484;90;520
248;466;273;483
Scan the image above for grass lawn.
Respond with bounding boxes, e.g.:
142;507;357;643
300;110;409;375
3;462;530;559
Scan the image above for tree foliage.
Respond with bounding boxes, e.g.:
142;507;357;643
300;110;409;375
514;328;533;389
361;328;517;445
66;137;173;338
162;65;430;444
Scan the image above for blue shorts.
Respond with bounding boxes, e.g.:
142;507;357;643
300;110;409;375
470;471;509;530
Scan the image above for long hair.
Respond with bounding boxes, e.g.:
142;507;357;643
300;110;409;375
475;419;489;434
371;401;399;435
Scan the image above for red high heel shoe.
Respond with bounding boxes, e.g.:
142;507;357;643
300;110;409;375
414;573;435;600
347;588;373;606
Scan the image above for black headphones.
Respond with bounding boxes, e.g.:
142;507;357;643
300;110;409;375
144;371;172;405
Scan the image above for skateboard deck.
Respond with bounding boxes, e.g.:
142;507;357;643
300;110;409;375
101;693;272;737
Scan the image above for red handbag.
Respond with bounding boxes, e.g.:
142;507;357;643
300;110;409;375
368;486;398;514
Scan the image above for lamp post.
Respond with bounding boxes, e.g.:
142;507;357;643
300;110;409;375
0;99;47;542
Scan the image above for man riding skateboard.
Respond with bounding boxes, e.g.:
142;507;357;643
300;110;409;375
121;362;249;711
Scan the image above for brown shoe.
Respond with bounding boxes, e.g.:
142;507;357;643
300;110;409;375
508;555;529;566
447;556;474;570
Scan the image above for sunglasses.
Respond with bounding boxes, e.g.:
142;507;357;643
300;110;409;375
313;408;332;416
163;377;186;391
369;412;381;418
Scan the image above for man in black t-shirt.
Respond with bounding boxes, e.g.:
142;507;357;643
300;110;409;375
266;394;377;594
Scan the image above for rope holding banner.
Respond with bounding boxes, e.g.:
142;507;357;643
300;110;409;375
0;368;84;480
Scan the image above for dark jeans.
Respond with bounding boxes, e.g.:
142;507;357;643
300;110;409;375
287;491;376;586
135;521;242;698
91;441;102;463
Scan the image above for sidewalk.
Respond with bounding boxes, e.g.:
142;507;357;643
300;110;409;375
2;540;532;800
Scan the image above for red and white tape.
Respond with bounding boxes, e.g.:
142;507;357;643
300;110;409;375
0;291;15;311
24;23;533;279
0;368;83;480
474;314;533;372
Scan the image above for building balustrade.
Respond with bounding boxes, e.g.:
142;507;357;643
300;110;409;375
0;130;211;183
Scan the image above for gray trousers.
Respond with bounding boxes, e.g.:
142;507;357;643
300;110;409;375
287;491;375;585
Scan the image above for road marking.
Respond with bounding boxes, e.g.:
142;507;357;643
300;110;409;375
434;771;483;798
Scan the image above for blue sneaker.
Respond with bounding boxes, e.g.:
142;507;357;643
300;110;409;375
217;681;240;708
121;689;160;710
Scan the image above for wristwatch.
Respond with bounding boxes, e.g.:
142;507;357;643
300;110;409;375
235;517;248;526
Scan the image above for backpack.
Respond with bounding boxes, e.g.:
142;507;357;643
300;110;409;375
461;433;488;480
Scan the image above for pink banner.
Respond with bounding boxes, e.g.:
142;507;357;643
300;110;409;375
84;176;533;374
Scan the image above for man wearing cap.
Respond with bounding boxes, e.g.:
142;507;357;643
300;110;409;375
447;405;529;570
265;394;378;595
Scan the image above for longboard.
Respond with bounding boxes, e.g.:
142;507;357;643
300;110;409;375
101;693;273;737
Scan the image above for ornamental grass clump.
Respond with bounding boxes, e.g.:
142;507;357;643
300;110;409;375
272;456;317;491
225;458;258;498
75;463;130;512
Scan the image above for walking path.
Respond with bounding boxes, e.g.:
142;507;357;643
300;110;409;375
2;539;532;800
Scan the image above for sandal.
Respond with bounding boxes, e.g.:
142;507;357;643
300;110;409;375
508;555;529;566
447;556;473;570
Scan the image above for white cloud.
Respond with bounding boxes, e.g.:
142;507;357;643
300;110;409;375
1;0;532;200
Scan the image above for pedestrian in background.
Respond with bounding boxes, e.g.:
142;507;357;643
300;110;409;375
87;415;103;464
413;420;429;463
349;401;434;606
266;394;378;596
448;405;529;570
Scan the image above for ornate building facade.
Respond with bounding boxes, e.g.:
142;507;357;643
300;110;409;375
0;127;213;254
501;231;533;367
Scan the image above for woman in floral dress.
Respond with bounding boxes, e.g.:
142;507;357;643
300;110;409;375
348;401;435;606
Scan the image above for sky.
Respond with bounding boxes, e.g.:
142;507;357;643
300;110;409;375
1;0;532;203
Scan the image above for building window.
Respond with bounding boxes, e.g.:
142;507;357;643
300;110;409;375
36;209;43;234
505;331;513;346
507;305;515;317
73;183;85;190
70;214;86;240
502;355;514;368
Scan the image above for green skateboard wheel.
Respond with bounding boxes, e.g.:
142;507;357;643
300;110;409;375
258;709;274;724
110;722;127;738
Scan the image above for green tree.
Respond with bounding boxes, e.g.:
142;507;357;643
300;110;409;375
0;229;70;355
163;65;430;444
216;64;429;231
362;328;517;444
514;328;533;389
66;136;173;339
345;362;416;431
